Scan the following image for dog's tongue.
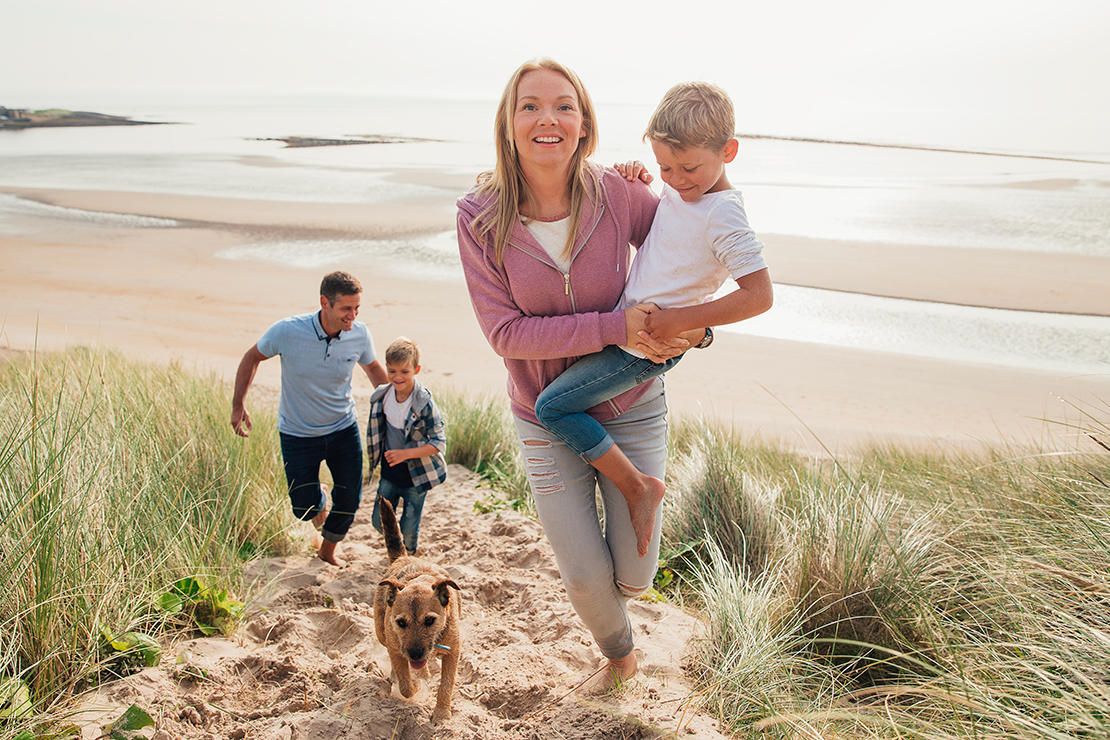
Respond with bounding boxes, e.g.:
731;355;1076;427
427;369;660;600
410;659;427;671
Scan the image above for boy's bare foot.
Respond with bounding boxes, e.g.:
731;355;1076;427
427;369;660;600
317;539;344;567
626;477;665;558
579;651;638;696
589;446;665;558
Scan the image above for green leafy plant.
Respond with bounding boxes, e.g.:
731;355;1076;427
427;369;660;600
10;724;81;740
156;576;243;636
93;704;154;740
653;539;702;594
98;628;163;675
0;677;33;719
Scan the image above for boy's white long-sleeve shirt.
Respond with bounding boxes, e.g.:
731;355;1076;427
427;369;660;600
619;185;767;311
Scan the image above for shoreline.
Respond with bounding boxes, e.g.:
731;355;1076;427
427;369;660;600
1;182;1108;451
7;185;1108;318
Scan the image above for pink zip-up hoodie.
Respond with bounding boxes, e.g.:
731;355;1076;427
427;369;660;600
457;164;660;425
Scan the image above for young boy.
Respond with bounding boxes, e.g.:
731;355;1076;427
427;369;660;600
367;337;448;555
534;81;773;558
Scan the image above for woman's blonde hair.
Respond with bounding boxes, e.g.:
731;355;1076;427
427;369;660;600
474;58;600;265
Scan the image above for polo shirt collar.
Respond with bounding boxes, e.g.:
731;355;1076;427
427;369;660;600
312;311;344;342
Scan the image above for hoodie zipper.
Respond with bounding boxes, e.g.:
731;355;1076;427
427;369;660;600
564;204;605;311
507;203;607;315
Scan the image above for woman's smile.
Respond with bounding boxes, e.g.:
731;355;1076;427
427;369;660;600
513;69;584;169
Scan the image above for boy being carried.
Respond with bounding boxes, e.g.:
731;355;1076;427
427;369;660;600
535;81;773;558
367;337;447;555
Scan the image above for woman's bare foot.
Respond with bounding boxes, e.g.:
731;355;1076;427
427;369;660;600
625;476;665;558
317;539;344;567
579;651;638;696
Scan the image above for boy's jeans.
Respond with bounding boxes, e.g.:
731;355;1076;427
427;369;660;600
371;477;428;554
279;422;363;543
535;345;682;461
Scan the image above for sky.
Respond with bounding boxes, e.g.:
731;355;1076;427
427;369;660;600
3;0;1109;152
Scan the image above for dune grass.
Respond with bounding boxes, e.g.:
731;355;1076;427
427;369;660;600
667;412;1110;739
0;349;293;735
4;350;1108;739
437;386;531;512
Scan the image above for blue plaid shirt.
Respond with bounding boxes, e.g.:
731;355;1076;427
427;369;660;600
366;379;447;491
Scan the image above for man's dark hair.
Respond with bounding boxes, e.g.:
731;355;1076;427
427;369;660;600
320;271;362;304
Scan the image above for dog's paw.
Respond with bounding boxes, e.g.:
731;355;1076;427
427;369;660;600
395;675;421;699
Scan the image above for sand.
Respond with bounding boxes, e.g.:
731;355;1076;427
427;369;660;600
73;466;732;740
2;180;1107;450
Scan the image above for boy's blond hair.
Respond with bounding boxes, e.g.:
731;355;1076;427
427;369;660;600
385;337;420;369
644;81;735;153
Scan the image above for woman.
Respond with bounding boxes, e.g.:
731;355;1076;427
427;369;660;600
456;58;703;691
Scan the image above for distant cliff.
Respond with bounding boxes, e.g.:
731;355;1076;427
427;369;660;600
0;107;168;129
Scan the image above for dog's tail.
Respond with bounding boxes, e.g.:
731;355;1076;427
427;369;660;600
379;498;407;563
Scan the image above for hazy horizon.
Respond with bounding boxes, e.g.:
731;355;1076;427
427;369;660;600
4;0;1109;154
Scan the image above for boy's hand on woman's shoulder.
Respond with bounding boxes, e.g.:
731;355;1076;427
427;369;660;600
614;160;653;185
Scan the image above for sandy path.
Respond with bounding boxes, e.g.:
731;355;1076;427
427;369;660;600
75;466;729;740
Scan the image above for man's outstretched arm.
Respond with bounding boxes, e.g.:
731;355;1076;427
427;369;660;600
231;345;270;437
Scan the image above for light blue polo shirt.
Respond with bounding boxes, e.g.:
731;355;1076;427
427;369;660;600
257;312;376;438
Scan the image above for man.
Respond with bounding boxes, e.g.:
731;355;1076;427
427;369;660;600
232;271;388;566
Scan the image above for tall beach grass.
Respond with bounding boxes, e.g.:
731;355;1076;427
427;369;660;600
667;411;1110;739
437;386;531;511
0;349;293;734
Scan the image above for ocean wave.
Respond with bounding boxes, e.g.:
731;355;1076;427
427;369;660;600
0;193;181;228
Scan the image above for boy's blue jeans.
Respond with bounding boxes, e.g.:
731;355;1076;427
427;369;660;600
535;345;682;461
279;422;363;544
371;478;428;554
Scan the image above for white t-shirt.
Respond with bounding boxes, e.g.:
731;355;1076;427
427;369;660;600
620;185;767;312
384;387;414;431
523;216;573;274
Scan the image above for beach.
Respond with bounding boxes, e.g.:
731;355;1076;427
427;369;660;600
3;173;1108;452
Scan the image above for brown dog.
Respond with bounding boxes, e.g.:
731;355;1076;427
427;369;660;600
373;498;461;724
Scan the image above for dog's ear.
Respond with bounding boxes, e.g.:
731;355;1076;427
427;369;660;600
379;578;405;606
434;579;460;607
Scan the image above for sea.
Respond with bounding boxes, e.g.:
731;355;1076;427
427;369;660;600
1;91;1108;376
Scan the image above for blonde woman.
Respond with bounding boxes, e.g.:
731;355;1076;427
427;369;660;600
456;59;701;692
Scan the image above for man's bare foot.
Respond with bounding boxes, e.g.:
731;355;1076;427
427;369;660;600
579;651;638;696
317;539;344;567
311;505;329;532
625;476;665;558
311;484;330;531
